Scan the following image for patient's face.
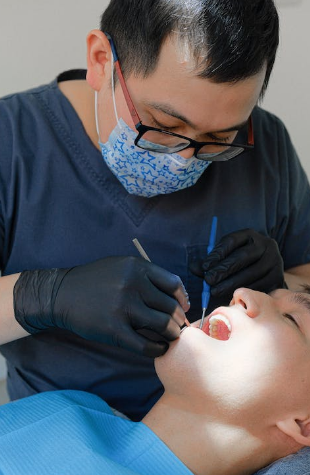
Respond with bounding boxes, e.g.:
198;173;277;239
155;288;310;423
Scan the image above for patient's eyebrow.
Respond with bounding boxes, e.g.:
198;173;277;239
301;284;310;295
291;293;310;315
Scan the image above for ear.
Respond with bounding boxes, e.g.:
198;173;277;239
277;417;310;446
86;29;112;91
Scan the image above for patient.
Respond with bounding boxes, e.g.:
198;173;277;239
0;287;310;475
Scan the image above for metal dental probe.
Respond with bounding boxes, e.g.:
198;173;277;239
199;216;218;330
132;238;151;262
132;238;190;328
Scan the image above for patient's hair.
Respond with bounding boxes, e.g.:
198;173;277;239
100;0;279;96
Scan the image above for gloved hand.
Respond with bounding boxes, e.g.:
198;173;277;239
190;229;285;300
13;256;190;357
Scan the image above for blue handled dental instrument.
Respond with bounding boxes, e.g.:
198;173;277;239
199;216;218;330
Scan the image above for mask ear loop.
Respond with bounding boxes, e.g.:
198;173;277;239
94;50;120;143
94;91;101;141
110;52;120;123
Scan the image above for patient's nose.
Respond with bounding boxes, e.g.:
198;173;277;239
232;288;260;319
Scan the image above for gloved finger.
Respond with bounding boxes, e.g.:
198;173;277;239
143;340;169;358
214;266;283;296
130;304;182;341
147;264;190;312
140;283;188;328
173;281;191;312
188;257;205;278
241;265;285;293
210;260;275;298
202;229;252;270
111;328;169;358
204;244;265;285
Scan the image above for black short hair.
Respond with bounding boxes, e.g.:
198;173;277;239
100;0;279;96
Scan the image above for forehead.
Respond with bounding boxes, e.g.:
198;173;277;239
126;36;266;131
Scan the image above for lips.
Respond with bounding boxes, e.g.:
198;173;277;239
202;313;232;341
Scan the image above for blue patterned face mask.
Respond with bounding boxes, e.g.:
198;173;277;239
95;61;212;198
98;118;211;197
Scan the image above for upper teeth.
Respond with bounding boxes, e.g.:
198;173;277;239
208;315;232;340
209;315;231;330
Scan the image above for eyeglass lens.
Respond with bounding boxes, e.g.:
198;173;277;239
137;130;244;161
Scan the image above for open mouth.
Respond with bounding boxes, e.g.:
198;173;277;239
202;314;232;341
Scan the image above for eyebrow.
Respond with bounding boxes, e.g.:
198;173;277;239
291;292;310;315
144;100;248;134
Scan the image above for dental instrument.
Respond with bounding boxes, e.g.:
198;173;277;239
199;216;218;330
132;238;190;328
132;238;151;262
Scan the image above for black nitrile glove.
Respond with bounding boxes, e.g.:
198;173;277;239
190;229;285;300
13;256;190;357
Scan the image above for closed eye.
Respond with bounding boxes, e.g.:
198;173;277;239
150;118;178;131
150;118;233;143
283;313;299;328
207;133;232;143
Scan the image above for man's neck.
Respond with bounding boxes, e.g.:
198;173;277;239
58;79;100;150
142;394;276;475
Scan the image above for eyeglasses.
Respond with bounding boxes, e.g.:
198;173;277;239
105;33;254;162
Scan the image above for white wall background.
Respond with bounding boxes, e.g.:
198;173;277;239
263;0;310;178
0;0;309;379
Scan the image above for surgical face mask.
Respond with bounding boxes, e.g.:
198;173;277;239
98;118;214;197
95;74;213;197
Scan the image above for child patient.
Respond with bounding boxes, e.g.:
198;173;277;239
0;287;310;475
